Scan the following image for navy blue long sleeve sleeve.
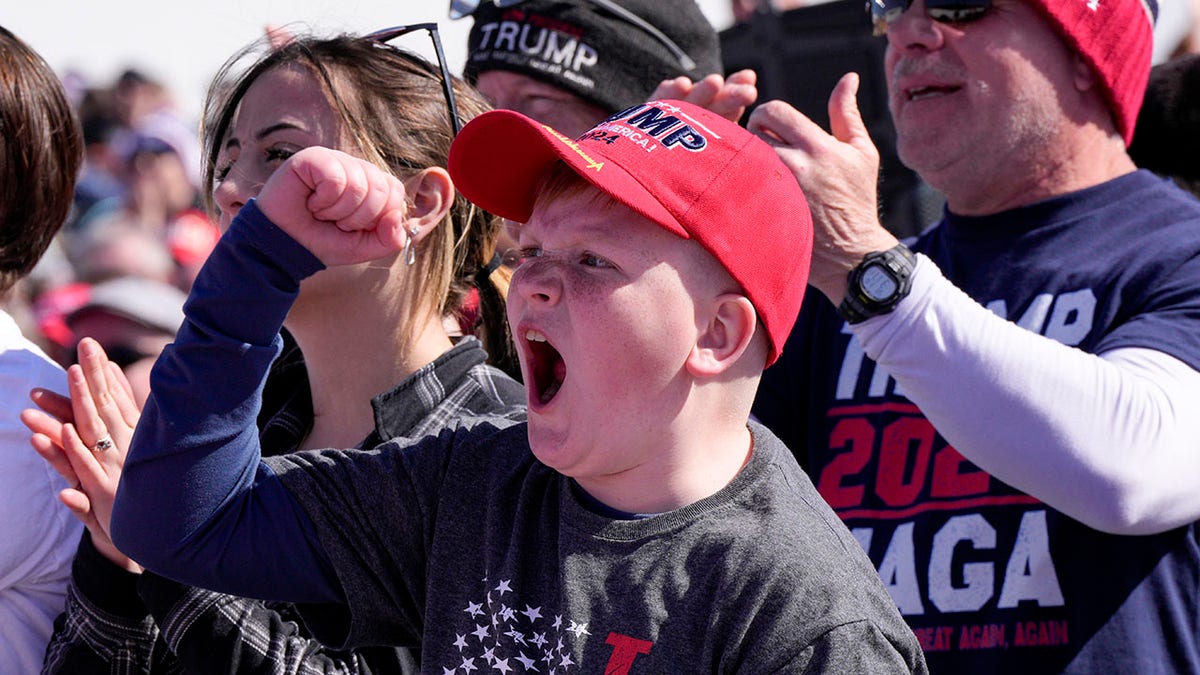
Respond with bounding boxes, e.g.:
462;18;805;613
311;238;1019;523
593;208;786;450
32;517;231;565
111;200;341;603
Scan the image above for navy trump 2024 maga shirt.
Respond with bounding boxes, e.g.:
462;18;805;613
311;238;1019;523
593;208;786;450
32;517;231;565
754;170;1200;674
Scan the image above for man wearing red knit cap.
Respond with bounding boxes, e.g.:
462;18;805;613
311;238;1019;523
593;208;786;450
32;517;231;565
749;0;1200;672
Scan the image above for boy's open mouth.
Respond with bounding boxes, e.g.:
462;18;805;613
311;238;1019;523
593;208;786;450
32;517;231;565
525;329;565;405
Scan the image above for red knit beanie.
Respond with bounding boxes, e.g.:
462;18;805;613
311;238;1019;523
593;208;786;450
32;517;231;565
1028;0;1157;146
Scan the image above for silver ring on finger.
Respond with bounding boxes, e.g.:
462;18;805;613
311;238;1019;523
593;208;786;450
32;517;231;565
93;435;114;453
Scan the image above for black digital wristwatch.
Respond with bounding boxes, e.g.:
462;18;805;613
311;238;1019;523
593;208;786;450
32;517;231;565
837;243;916;324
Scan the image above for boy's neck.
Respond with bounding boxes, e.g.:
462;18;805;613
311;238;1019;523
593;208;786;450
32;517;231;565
575;424;754;515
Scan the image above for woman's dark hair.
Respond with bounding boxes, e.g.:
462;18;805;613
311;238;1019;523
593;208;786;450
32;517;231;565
0;25;83;294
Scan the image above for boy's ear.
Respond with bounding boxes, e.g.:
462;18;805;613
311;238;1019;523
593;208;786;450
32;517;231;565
404;166;455;238
686;294;758;378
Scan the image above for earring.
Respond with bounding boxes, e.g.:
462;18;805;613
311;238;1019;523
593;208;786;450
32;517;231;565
403;225;421;266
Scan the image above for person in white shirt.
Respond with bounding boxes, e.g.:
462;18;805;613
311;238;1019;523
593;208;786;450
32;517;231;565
0;23;85;674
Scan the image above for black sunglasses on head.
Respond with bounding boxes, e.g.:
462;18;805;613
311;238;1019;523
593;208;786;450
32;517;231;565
867;0;991;36
366;23;463;136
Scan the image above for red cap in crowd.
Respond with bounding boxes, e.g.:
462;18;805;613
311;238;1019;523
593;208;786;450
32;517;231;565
449;99;812;365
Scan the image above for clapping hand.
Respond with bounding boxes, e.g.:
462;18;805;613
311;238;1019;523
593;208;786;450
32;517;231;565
651;69;758;124
21;338;142;572
747;73;898;301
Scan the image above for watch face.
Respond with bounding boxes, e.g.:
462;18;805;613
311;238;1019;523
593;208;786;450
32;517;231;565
860;264;898;302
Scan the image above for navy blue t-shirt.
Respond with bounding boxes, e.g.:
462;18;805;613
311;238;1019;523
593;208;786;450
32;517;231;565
754;170;1200;674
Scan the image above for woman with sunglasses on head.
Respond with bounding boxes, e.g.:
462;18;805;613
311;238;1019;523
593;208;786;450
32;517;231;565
23;27;523;675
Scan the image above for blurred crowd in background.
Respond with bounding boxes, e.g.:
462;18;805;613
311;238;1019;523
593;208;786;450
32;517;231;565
8;67;216;406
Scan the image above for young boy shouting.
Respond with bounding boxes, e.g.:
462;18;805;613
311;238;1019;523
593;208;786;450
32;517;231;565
104;99;926;672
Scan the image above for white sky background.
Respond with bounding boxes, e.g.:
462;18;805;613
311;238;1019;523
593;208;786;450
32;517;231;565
4;1;734;122
7;0;1191;127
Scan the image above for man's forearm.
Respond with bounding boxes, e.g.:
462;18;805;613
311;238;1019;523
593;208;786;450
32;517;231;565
854;256;1200;534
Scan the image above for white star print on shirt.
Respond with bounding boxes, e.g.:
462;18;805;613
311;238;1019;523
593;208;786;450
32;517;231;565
443;577;592;672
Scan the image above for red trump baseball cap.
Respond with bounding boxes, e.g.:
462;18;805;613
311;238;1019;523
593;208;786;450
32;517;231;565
448;99;812;365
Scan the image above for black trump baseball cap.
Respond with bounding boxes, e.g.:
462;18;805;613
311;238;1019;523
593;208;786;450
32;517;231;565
463;0;722;114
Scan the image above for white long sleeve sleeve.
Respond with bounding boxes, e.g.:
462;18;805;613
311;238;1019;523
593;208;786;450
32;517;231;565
853;255;1200;535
